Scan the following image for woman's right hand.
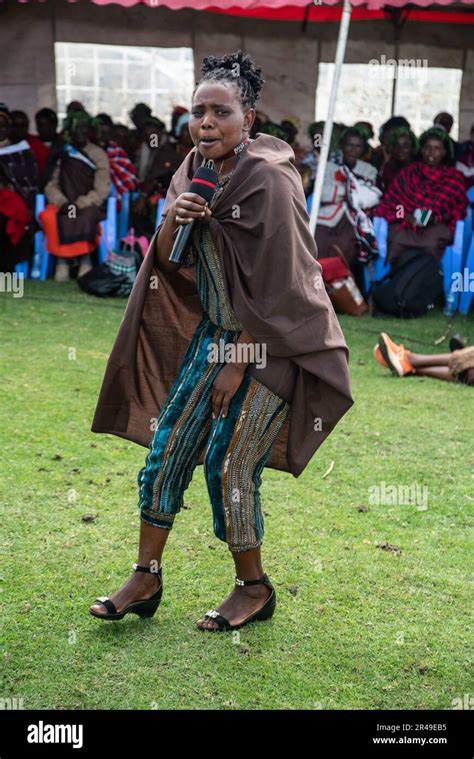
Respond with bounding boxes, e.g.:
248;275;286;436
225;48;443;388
154;192;211;273
172;192;212;226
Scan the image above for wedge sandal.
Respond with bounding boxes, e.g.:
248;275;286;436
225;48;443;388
89;563;163;621
197;573;276;632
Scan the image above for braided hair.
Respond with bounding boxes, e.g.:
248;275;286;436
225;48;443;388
193;50;265;111
379;116;410;141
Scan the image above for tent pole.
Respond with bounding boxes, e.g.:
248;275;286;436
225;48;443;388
309;0;352;237
391;39;399;115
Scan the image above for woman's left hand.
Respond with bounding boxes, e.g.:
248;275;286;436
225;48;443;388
211;363;246;419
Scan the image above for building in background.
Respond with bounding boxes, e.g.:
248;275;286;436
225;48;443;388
316;63;462;140
55;43;194;128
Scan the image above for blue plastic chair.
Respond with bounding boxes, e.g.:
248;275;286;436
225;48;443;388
458;188;474;314
117;187;162;241
118;191;131;241
97;194;117;263
441;219;465;311
15;261;29;278
461;204;472;259
155;197;166;228
458;200;474;315
363;216;391;296
121;191;140;239
14;193;47;279
30;194;51;280
33;192;118;278
458;239;474;314
116;191;165;239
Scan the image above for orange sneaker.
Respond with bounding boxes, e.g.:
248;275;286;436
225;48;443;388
378;332;416;376
373;343;388;368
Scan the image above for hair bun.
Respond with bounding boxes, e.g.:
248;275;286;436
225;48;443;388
200;50;265;107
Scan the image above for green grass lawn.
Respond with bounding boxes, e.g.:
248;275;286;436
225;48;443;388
1;280;473;710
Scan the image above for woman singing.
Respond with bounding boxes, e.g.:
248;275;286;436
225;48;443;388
90;51;353;632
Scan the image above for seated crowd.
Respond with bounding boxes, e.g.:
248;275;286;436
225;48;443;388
0;99;473;300
306;114;472;300
0;100;193;279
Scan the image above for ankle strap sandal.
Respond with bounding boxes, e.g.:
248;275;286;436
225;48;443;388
89;563;163;622
234;572;272;587
198;573;276;633
132;562;162;576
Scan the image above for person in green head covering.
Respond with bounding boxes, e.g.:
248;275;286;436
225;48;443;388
259;121;291;142
379;126;418;191
42;109;111;281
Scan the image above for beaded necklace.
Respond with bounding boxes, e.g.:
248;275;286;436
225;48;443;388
210;136;254;208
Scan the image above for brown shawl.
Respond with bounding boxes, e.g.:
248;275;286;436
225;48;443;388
58;148;103;244
91;133;354;477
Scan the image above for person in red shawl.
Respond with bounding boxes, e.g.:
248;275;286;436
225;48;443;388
0;108;39;273
89;51;353;633
376;127;467;264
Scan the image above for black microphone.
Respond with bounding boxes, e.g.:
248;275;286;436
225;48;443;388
168;163;218;264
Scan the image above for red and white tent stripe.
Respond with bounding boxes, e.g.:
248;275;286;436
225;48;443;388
86;0;474;8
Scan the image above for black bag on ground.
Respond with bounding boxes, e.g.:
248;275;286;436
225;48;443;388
77;262;132;297
371;248;443;318
76;234;145;297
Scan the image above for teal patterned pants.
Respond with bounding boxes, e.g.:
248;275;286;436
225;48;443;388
137;315;290;552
